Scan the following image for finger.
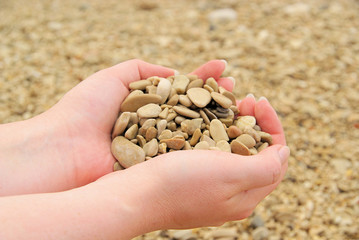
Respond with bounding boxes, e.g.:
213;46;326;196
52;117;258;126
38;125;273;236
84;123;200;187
238;94;256;116
217;77;235;92
254;98;286;145
189;60;226;81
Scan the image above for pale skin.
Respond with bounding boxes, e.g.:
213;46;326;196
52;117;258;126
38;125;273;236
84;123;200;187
0;59;289;240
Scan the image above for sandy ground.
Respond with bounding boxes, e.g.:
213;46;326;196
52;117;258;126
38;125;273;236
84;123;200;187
1;0;358;239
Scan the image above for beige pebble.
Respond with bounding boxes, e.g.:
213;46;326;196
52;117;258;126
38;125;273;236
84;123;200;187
113;161;124;171
158;142;167;153
199;109;211;125
156;119;167;137
145;126;157;141
129;79;152;90
159;107;169;119
187;87;212;108
183;141;192;150
186;74;198;81
124;124;138;140
130;139;138;144
189;128;202;146
145;156;152;160
143;138;158;157
136;135;146;147
169;87;177;98
236;134;256;148
210;119;229;142
194;141;210;150
129;112;139;126
187;78;204;89
166;112;177;122
216;140;231;152
209;146;222;151
253;125;261;131
243;126;261;142
258;131;273;145
137;103;162;118
127;89;144;98
173;105;200;118
158;129;173;140
203;108;217;120
167;94;179;106
121;94;162;112
211;92;232;108
112;112;131;139
141;119;157;129
111;136;145;168
203;129;210;137
146;85;157;94
160;137;185;150
221;89;237;106
147;76;161;86
238;116;256;128
230;105;239;115
167;121;177;131
258;142;269;152
156;77;172;103
181;118;203;135
206;77;219;92
208;228;238;238
201;135;216;147
203;84;214;93
175;116;186;124
178;94;193;107
231;140;251;156
227;125;242;139
249;147;258;155
172;75;190;94
219;118;234;127
173;130;188;139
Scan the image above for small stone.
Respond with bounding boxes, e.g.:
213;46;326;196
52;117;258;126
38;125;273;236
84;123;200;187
112;112;131;139
169;87;177;98
166;112;177;122
121;94;162;112
178;95;193;107
146;85;157;94
205;77;219;92
158;129;173;140
216;140;231;152
167;121;177;131
252;227;269;240
130;139;138;144
156;119;167;137
243;126;261;142
203;108;218;120
238;116;256;128
156;77;172;103
124;124;138;140
221;89;237;106
171;229;197;240
210;119;229;142
199;109;211;125
145;126;157;141
257;142;269;152
209;228;238;238
129;112;139;126
141;119;157;129
231;140;251;155
203;84;214;93
187;88;212;108
211;92;233;108
230;105;239;115
194;141;210;150
187;74;198;81
249;147;258;155
208;8;238;22
258;131;273;145
189;128;202;146
136;135;146;147
160;137;185;150
129;79;152;90
158;142;167;154
159;107;169;119
173;105;201;118
183;141;192;150
173;131;188;139
250;215;265;228
212;109;229;118
253;125;261;131
187;78;204;89
143;138;158;157
113;161;124;171
201;135;216;147
175;116;186;125
167;94;179;106
111;136;145;168
181;118;203;135
172;75;190;94
137;103;162;118
227;125;242;139
127;90;144;98
236;134;256;148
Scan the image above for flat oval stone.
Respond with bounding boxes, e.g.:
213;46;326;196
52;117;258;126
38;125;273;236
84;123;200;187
231;140;251;156
189;128;202;146
222;90;237;106
216;140;231;152
124;124;138;140
258;142;269;152
173;105;200;118
187;88;212;108
111;136;145;168
194;141;210;150
203;108;217;120
156;119;167;137
136;135;146;147
146;85;157;94
210;119;229;142
183;141;192;150
201;135;216;147
129;79;152;90
137;103;162;118
167;94;179;106
236;133;256;148
156;78;172;103
227;125;242;139
112;112;131;139
238;116;256;128
199;109;211;125
172;75;190;94
205;77;219;92
158;129;173;140
159;107;169;119
187;78;204;89
160;138;185;150
143;138;158;157
121;94;162;112
211;92;232;108
178;95;193;107
145;126;157;141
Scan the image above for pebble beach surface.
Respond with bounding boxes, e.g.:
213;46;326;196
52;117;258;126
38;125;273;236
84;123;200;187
1;0;358;239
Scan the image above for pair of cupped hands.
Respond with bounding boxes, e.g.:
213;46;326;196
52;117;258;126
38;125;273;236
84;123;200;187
0;59;288;240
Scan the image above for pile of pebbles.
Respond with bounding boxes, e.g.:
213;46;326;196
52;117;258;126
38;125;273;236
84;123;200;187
111;75;272;169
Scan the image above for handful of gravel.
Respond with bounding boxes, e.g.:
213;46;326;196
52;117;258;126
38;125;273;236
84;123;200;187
111;75;273;170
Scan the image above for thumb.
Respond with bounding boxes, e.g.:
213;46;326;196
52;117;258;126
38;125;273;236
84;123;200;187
222;144;290;191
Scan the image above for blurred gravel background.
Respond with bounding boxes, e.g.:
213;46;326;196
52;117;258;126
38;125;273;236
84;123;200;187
1;0;358;239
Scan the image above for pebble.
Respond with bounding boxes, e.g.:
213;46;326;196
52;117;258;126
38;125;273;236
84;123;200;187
211;92;233;108
208;8;238;22
159;107;169;119
158;142;167;154
204;84;214;93
178;94;193;107
146;85;157;94
156;119;167;137
156;77;172;103
194;141;210;150
173;105;200;118
137;103;162;118
187;78;204;89
124;124;138;140
187;87;212;108
199;109;211;125
231;140;251;155
112;112;131;139
258;142;269;152
189;128;202;146
111;136;145;168
145;126;157;141
236;134;256;148
227;125;242;138
167;94;179;106
201;135;216;147
216;140;231;152
210;119;229;142
136;135;146;147
121;94;162;112
221;89;237;106
252;227;269;240
141;119;157;129
166;112;177;122
209;228;238;238
143;138;158;157
205;77;219;92
129;112;139;125
160;137;185;150
113;161;124;171
183;141;192;150
129;79;152;90
175;116;186;125
172;75;190;94
181;118;203;135
251;215;265;228
258;131;273;145
158;129;173;140
238;116;256;128
203;108;217;120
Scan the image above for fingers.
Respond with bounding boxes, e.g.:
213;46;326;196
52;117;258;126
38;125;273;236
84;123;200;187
217;77;235;92
189;60;226;81
238;94;256;116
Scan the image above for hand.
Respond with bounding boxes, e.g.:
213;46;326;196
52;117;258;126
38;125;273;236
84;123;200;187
0;59;232;196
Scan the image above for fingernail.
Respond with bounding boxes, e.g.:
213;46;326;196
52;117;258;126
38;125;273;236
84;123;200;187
258;96;268;102
174;70;180;76
220;59;228;69
228;77;235;87
246;93;255;99
278;146;290;165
